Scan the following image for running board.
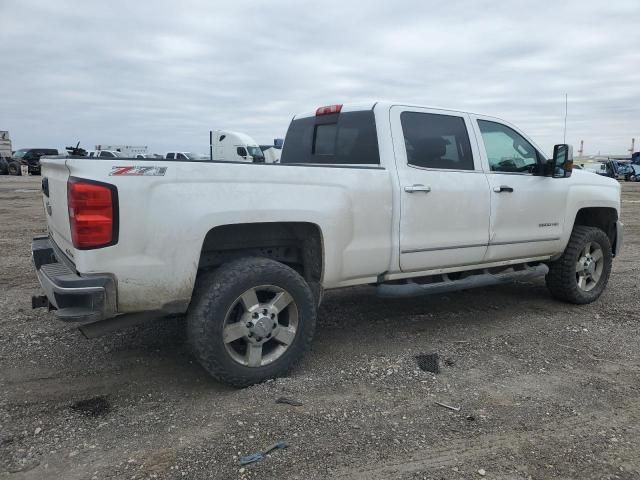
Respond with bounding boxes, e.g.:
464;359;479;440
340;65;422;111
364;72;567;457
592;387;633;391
377;263;548;298
78;312;161;339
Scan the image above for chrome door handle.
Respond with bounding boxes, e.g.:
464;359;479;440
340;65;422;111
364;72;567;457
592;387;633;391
493;185;514;193
404;184;431;193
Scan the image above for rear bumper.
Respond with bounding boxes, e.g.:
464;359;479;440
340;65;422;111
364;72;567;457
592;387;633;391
614;220;624;257
32;235;117;322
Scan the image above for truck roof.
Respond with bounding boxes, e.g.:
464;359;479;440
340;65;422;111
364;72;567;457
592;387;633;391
213;130;258;146
290;101;546;159
292;101;505;122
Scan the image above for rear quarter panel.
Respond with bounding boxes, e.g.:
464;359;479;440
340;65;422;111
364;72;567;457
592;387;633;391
64;159;394;313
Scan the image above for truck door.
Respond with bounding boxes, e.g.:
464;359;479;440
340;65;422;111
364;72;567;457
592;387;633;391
469;115;567;262
390;106;491;272
236;146;248;161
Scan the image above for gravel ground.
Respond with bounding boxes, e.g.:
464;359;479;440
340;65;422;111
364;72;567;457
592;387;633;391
1;175;639;480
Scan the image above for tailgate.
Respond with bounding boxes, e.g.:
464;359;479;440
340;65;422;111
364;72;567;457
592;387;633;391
40;158;74;257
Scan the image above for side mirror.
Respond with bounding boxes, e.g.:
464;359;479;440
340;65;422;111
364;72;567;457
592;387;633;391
549;144;573;178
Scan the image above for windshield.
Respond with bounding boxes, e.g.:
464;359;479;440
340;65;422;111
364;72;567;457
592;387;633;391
13;149;28;158
247;146;264;160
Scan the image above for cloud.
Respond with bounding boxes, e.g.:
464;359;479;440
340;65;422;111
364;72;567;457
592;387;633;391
0;0;638;155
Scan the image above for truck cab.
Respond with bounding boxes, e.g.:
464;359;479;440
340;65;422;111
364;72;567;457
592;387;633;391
212;130;265;163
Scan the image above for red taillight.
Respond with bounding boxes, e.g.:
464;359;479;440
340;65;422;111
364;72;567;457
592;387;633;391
67;178;118;249
315;104;342;116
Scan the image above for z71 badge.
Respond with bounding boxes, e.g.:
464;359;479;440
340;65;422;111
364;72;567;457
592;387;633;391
109;166;167;176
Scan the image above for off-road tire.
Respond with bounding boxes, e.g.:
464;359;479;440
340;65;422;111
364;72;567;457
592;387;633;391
8;161;21;176
187;257;317;387
546;226;612;304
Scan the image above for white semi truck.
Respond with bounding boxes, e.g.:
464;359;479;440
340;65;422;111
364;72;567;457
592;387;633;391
212;130;264;162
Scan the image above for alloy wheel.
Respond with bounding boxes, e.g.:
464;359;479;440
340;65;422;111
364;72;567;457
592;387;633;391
222;285;298;367
575;242;604;292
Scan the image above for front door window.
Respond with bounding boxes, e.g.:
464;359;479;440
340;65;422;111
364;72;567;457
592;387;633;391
478;120;541;174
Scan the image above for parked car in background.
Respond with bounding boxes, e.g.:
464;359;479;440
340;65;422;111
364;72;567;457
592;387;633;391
87;150;123;158
32;101;622;387
582;160;626;179
135;153;163;159
628;164;640;181
165;152;209;160
11;148;59;175
615;162;635;181
581;163;608;175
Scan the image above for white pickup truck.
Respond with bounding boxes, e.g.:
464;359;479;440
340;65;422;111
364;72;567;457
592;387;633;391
32;102;623;386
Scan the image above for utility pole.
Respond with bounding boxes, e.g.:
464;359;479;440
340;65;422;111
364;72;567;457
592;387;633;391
629;138;636;155
578;139;584;157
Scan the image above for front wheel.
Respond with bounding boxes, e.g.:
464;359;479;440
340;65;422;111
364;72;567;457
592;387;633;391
546;226;612;304
187;257;317;387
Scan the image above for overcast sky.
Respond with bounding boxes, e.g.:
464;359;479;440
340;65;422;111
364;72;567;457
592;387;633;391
1;0;638;155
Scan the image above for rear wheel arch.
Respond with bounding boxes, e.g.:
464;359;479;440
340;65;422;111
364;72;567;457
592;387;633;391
195;221;324;301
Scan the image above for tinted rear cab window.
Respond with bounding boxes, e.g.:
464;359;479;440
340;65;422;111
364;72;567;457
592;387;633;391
401;112;474;170
280;110;380;165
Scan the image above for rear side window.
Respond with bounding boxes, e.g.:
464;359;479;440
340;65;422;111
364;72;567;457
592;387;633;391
401;112;474;170
237;147;247;157
280;111;380;165
166;153;175;159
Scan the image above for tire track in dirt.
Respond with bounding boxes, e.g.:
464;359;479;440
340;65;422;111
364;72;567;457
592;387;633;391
335;404;640;479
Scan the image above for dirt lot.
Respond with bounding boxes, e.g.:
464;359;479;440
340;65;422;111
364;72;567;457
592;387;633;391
1;175;639;480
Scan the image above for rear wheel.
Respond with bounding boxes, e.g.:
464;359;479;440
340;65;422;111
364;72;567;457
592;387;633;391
187;257;317;387
8;161;21;176
546;226;612;304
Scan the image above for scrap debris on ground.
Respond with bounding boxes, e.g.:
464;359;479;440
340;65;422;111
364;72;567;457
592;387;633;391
275;397;304;407
415;352;441;374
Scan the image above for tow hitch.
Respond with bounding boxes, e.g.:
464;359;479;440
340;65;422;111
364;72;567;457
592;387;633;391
31;295;52;309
